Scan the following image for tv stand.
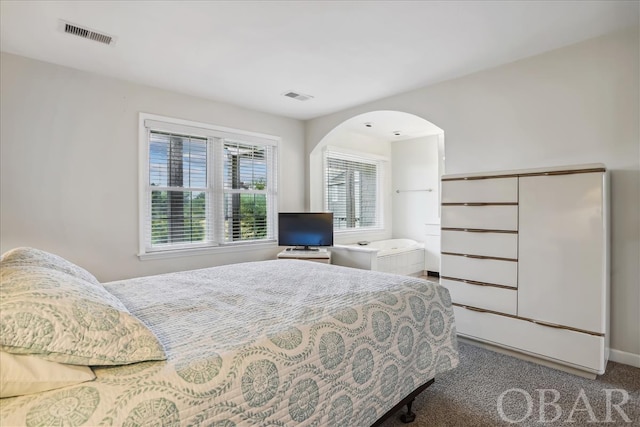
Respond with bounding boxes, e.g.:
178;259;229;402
277;248;331;264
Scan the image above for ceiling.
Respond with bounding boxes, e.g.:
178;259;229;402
1;1;638;121
339;111;444;142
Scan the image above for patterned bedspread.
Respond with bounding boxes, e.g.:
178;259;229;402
0;260;458;426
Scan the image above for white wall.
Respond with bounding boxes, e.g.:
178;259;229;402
391;135;442;272
391;135;441;242
305;28;640;358
309;129;392;244
0;52;306;282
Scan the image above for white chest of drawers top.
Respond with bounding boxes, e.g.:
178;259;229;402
439;163;609;377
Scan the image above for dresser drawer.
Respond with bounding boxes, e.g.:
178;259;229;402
441;278;516;315
441;254;517;287
453;306;606;374
441;205;518;231
441;230;517;259
442;177;517;203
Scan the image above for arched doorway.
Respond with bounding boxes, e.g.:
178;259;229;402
309;110;444;272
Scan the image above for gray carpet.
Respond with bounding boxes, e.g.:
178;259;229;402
380;342;640;426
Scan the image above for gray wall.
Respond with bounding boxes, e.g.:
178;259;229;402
0;53;306;282
305;28;640;358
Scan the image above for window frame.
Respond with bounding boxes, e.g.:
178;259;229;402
323;146;385;235
138;113;279;259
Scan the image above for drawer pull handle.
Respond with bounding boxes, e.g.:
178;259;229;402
442;202;518;206
442;276;516;290
452;303;604;336
530;319;565;330
442;228;517;234
442;252;518;262
464;305;489;313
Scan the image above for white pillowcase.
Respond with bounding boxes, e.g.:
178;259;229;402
0;351;95;398
1;247;100;286
0;247;167;365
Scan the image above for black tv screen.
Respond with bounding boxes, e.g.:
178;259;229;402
278;212;334;249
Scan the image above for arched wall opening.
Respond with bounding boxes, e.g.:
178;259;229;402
309;110;444;272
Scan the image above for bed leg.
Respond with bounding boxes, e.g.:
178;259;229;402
399;398;416;423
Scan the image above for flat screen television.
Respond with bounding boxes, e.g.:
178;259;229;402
278;212;334;250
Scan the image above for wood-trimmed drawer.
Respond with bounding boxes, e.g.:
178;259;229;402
442;177;517;203
441;230;517;259
441;278;516;315
441;254;517;288
452;306;606;374
441;205;518;231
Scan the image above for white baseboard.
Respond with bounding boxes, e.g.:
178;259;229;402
609;349;640;368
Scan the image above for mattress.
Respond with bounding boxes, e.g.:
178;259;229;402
0;260;458;426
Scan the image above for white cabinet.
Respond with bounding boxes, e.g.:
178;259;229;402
440;164;609;376
519;172;607;334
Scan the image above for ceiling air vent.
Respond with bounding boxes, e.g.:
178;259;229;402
283;91;314;102
59;20;116;46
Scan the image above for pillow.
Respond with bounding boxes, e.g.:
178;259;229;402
0;250;166;366
0;351;95;398
1;247;100;286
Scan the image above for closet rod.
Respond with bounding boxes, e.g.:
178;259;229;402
395;188;433;194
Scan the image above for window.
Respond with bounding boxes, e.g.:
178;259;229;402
148;131;209;246
139;114;278;256
222;140;272;242
324;149;382;231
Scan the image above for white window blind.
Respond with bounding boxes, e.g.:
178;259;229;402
324;150;380;231
141;115;278;255
220;140;277;243
148;131;212;249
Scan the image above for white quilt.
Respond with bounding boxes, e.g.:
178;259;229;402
0;260;458;426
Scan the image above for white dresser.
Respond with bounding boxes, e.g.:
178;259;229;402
440;164;609;376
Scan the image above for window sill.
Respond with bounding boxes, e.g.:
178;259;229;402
138;241;278;261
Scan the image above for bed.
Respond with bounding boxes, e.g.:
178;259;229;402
0;248;458;426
